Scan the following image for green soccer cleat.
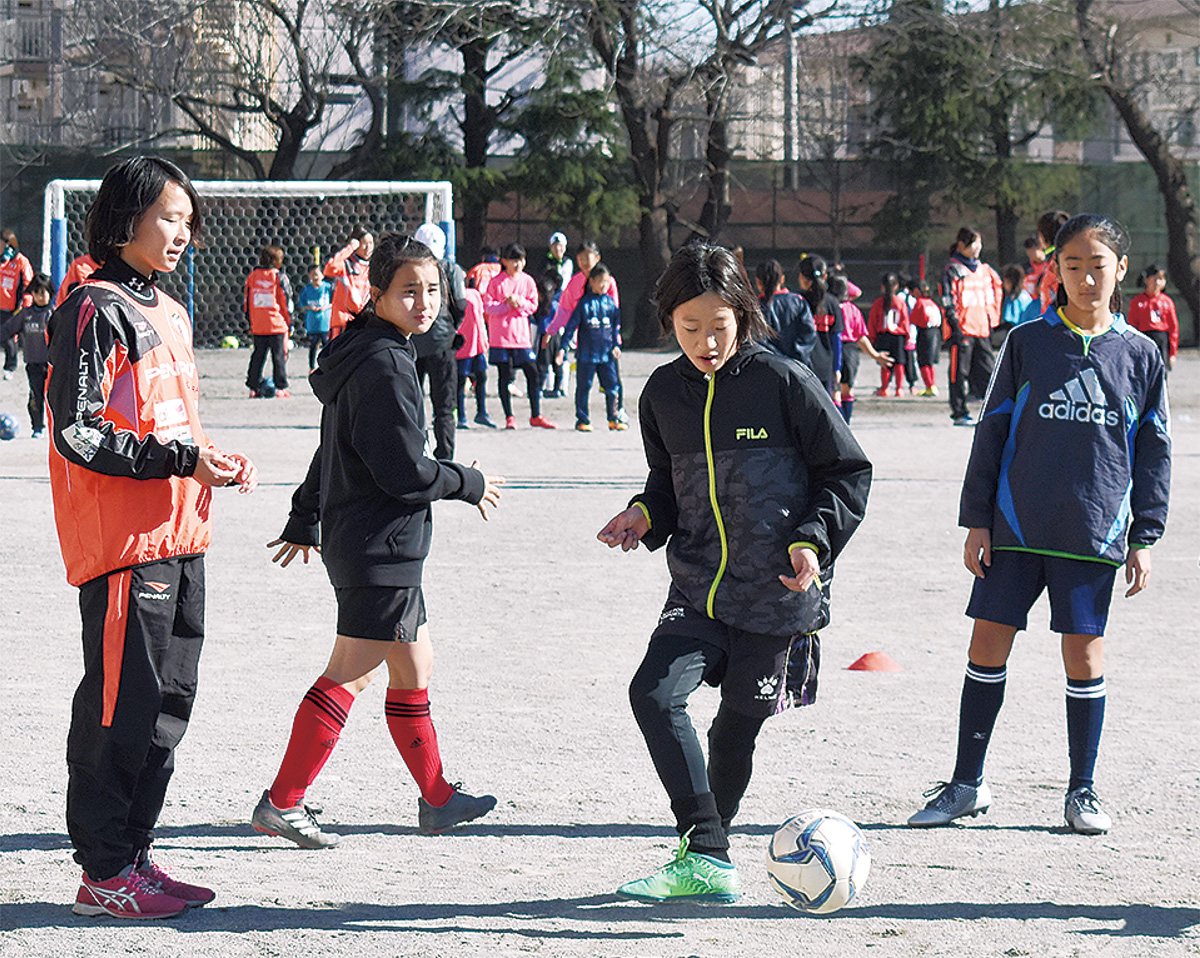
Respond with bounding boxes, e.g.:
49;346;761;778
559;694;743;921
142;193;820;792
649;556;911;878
617;831;741;904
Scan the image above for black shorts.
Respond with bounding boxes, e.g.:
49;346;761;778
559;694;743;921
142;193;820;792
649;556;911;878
335;586;426;642
651;589;820;718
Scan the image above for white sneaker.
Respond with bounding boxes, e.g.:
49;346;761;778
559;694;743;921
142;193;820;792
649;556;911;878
908;780;991;827
1064;787;1111;835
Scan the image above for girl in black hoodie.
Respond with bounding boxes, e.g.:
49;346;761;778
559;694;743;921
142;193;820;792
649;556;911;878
253;233;504;847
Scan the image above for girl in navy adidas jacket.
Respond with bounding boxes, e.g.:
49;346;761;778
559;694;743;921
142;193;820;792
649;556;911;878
909;214;1170;836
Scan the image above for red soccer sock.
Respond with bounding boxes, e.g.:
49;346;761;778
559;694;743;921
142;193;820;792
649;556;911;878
269;676;356;810
879;366;891;391
921;365;935;388
892;365;904;391
385;688;454;807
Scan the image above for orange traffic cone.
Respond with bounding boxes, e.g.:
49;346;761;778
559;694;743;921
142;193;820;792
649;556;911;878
847;651;903;672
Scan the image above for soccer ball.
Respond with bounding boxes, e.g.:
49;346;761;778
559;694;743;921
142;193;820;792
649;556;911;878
0;413;18;440
257;377;276;399
220;334;240;349
766;809;870;914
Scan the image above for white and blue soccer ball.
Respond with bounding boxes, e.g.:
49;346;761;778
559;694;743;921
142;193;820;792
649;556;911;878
0;413;18;440
766;808;870;914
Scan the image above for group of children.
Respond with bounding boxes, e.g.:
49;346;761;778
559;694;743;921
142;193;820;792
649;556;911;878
30;157;1176;920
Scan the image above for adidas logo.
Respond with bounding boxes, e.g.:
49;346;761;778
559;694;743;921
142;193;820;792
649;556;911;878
1038;369;1119;426
410;737;425;749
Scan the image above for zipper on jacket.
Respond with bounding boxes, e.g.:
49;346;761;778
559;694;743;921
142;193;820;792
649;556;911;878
703;373;729;618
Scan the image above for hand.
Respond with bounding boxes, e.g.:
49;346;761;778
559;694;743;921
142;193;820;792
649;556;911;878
225;452;258;494
471;460;504;520
267;538;318;567
1125;547;1151;597
964;527;991;578
779;546;820;592
348;238;360;253
613;346;621;359
193;446;239;487
597;506;649;552
541;334;551;349
556;349;565;365
875;351;893;367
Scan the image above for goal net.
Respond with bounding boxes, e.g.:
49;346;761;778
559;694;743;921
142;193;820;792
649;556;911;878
42;180;454;346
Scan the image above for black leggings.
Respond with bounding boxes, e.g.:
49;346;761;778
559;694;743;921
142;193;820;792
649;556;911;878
629;633;767;852
496;356;541;419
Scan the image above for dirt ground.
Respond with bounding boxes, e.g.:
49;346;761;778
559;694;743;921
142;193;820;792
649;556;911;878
0;342;1197;957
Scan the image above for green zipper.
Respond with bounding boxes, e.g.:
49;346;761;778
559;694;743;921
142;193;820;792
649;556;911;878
703;374;729;618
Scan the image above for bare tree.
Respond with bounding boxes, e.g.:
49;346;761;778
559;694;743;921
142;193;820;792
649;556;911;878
1074;0;1199;326
65;0;381;180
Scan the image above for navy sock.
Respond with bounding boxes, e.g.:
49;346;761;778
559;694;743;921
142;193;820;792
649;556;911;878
951;661;1006;785
841;397;854;422
1066;676;1105;791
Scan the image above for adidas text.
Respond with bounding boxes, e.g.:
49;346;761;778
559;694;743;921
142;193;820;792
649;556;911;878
1037;401;1119;426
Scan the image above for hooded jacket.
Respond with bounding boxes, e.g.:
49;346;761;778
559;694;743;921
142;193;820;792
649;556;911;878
632;343;872;636
281;313;486;587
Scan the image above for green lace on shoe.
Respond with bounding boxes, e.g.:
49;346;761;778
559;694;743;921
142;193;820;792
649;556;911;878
617;830;741;903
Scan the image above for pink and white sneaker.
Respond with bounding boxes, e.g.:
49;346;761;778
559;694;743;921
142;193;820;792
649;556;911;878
136;850;216;907
73;865;188;919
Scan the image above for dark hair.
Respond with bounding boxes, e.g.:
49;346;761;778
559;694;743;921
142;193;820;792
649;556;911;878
1037;209;1070;248
350;226;372;243
480;244;499;259
949;227;980;258
307;263;322;275
880;272;899;311
501;243;525;261
588;263;610;281
578;240;600;256
1;229;16;250
827;273;849;301
755;259;786;296
539;267;563;293
1023;236;1041;251
1138;263;1165;287
85;156;202;266
798;255;829;315
908;277;930;297
654;242;770;345
1052;213;1131;312
28;272;52;297
260;245;284;269
346;232;440;330
1001;263;1025;294
534;273;558;321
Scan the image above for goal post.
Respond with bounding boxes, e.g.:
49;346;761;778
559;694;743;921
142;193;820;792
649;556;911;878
43;179;454;346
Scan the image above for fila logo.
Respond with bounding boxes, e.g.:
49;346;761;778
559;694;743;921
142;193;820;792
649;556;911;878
735;427;768;440
1038;369;1119;427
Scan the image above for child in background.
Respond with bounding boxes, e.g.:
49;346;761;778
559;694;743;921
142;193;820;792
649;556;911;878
908;278;943;397
997;263;1034;347
868;272;909;397
0;229;33;376
559;264;624;431
485;243;557;429
908;214;1170;836
244;245;293;398
898;274;920;393
535;270;566;399
1027;210;1070;317
298;264;333;373
598;243;871;903
467;244;502;292
456;285;496;428
0;271;53;437
1127;264;1178;371
324;228;374;339
54;253;100;307
255;233;504;848
832;273;892;422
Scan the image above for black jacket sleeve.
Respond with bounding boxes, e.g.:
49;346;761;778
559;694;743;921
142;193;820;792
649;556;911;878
786;365;872;563
280;445;322;545
631;376;678;551
351;353;485;506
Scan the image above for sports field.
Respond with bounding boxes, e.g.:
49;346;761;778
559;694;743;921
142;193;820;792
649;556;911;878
1;345;1197;956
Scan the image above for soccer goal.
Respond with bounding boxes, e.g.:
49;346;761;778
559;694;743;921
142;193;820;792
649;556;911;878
42;179;454;346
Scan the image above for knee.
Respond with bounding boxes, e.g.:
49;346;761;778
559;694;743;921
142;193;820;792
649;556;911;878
629;670;673;724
